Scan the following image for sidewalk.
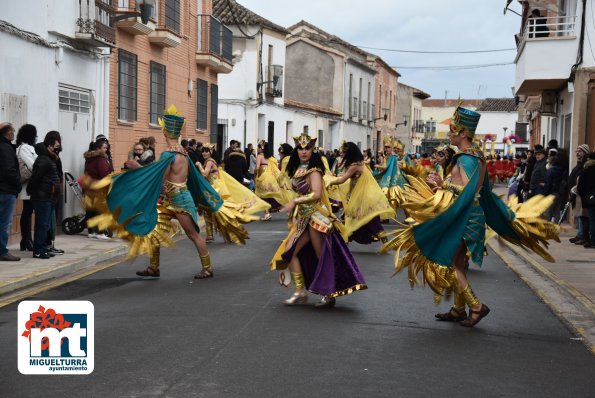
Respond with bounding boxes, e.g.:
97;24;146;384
489;186;595;353
0;234;130;298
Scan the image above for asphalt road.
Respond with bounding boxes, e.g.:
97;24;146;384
1;215;594;397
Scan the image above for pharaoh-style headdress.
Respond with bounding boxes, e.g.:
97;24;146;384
158;105;186;139
393;139;405;150
451;98;481;139
382;136;394;147
293;132;317;149
202;142;216;151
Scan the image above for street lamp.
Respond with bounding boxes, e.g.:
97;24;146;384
395;120;407;128
374;114;388;123
112;0;154;24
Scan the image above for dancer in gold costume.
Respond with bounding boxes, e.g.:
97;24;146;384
255;140;285;220
326;142;395;243
197;144;270;242
381;103;559;327
86;106;255;280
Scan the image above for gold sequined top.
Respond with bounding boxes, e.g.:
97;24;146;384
163;180;188;196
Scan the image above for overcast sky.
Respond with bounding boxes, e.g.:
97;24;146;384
236;0;523;100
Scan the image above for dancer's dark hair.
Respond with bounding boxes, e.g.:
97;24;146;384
286;148;326;178
342;142;364;168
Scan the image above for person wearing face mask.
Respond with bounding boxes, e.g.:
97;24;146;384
27;136;62;259
42;131;65;255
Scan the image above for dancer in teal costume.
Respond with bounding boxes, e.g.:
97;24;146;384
381;102;559;327
88;105;254;280
374;136;407;209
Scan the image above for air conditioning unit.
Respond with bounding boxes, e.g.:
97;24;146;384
540;91;557;114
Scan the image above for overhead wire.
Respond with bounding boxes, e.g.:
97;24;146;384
355;46;516;54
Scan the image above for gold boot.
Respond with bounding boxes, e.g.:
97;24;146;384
460;284;490;327
284;272;307;305
194;253;213;279
205;215;214;242
136;247;160;278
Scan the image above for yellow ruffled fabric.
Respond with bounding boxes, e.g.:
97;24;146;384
325;174;350;204
501;194;560;262
214;167;270;215
342;167;395;235
85;174;180;258
255;157;287;204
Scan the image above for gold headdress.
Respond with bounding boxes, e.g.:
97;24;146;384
293;132;317;149
382;136;394;147
158;105;186;139
393;139;405;150
202;142;216;151
450;98;481;139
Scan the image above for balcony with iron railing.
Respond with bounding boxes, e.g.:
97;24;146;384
114;0;156;35
196;15;233;73
515;15;579;95
75;0;117;47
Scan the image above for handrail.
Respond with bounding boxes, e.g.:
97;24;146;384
521;15;576;42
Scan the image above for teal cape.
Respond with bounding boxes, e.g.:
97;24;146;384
374;155;407;188
106;151;223;237
412;148;520;268
402;154;414;167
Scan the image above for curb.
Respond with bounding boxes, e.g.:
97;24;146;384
0;219;202;299
488;238;595;354
0;244;130;297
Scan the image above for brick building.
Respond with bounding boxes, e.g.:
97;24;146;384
110;0;232;169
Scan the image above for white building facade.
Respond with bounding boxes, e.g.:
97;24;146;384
0;0;111;218
215;0;313;151
513;0;595;165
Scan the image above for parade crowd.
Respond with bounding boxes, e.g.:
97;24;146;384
0;104;593;326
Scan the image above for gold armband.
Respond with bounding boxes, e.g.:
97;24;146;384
442;181;463;195
293;192;318;205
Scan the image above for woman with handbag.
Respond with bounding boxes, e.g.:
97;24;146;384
577;151;595;249
16;124;38;252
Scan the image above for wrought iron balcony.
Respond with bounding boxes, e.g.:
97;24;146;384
196;15;233;73
75;0;116;47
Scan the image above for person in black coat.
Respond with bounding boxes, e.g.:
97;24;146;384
225;148;248;184
529;148;547;197
545;156;564;222
577;152;595;248
27;140;61;259
0;122;21;261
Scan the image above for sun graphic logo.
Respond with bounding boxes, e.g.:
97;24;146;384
18;301;94;375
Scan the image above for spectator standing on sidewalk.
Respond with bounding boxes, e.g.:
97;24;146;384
545;155;564;222
84;140;113;240
27;140;61;259
95;134;113;170
43;131;64;255
569;144;590;244
0;122;21;261
16;124;38;252
529;148;547;197
577;151;595;249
